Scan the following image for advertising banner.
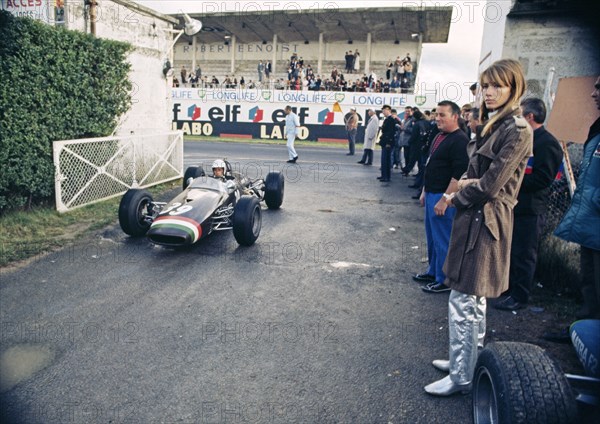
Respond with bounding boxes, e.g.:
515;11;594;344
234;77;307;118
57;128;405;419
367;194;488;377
172;88;433;142
1;0;60;24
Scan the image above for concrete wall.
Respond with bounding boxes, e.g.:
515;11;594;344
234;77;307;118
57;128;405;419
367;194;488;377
478;0;513;75
479;1;599;99
63;0;176;136
502;15;600;98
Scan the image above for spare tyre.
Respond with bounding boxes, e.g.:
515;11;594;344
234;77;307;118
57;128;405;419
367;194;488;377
473;341;578;424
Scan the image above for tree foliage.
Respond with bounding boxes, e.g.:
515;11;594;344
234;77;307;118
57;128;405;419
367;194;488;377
0;11;132;212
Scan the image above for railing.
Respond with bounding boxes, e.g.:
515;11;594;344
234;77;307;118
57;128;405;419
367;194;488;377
53;131;183;213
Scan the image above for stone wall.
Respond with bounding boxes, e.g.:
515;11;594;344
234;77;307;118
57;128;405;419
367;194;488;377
502;15;599;97
64;0;177;135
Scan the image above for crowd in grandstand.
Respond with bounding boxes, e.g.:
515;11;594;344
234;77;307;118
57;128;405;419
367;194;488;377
172;51;417;92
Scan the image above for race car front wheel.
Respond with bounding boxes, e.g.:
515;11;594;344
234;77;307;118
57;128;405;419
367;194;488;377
233;196;262;246
473;342;577;424
119;189;154;237
264;171;284;209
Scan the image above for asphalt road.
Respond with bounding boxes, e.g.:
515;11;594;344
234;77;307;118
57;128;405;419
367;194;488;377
0;140;471;423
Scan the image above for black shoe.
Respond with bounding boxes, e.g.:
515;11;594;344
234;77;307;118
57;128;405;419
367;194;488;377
292;155;298;163
380;179;390;182
365;162;372;166
357;160;365;164
422;283;451;293
542;327;571;344
408;184;420;189
411;194;421;200
286;159;295;163
494;296;525;311
413;273;436;283
377;176;383;180
346;153;354;156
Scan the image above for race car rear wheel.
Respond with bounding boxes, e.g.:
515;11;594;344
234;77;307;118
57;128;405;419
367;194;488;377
119;189;154;237
233;196;262;246
264;171;284;209
473;342;577;424
183;166;205;190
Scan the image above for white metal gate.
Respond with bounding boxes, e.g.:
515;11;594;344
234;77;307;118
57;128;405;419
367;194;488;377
53;131;183;213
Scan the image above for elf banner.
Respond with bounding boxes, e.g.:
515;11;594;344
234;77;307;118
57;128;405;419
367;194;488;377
172;88;432;142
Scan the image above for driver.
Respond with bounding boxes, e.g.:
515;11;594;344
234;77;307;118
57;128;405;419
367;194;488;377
212;159;226;179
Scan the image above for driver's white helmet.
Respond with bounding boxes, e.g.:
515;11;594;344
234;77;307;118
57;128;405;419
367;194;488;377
212;159;226;170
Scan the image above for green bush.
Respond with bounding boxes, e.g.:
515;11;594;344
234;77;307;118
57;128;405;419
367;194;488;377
0;11;132;212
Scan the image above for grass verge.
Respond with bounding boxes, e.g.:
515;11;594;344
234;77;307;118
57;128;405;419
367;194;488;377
0;180;180;268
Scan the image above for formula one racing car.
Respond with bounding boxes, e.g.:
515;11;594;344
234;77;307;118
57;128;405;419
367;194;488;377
118;159;284;247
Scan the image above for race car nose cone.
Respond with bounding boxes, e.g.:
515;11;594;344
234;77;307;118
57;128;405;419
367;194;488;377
147;226;193;247
147;216;202;247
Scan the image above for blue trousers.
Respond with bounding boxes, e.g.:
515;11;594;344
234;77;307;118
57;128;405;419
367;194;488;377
380;146;392;180
425;192;456;284
347;129;357;154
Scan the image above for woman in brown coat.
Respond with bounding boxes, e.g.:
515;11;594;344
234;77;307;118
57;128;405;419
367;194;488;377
424;59;533;396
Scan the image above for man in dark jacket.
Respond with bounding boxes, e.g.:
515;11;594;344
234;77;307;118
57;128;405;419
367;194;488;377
415;101;469;293
496;98;563;311
554;76;600;319
377;105;395;182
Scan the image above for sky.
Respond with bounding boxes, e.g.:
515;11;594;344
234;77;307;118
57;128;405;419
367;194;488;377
134;1;487;106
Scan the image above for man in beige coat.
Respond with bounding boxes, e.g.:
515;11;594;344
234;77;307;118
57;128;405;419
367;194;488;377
358;109;379;165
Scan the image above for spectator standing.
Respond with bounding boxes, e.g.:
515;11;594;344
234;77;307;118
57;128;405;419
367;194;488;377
495;98;563;311
394;56;403;79
390;76;400;93
554;76;600;319
345;107;359;156
344;51;352;73
402;110;428;175
377;105;395;183
414;101;469;294
412;113;440;198
397;107;414;171
284;105;300;163
195;66;202;80
468;107;480;140
257;60;264;83
386;59;393;80
265;61;272;79
358;108;379;165
180;66;187;84
404;61;413;84
353;50;360;74
425;59;532;396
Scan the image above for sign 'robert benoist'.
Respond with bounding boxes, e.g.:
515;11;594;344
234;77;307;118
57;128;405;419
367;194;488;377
172;88;431;142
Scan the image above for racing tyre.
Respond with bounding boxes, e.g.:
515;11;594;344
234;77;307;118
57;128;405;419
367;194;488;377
264;171;284;209
183;166;205;190
473;342;578;424
233;196;262;246
119;189;154;237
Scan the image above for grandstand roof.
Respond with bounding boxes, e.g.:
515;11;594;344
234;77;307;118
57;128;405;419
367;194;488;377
173;6;452;44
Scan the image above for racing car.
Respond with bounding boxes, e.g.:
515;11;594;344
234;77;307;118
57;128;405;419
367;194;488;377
118;159;284;247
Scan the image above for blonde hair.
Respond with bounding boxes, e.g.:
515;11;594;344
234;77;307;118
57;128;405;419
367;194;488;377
479;59;527;136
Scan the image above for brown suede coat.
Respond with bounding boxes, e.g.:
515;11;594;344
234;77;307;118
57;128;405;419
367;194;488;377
443;108;533;298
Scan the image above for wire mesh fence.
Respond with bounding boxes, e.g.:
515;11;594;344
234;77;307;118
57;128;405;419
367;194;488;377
53;131;183;213
537;142;584;290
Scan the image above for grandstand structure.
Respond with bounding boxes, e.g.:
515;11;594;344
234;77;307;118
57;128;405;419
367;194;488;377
167;6;453;142
170;6;452;86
